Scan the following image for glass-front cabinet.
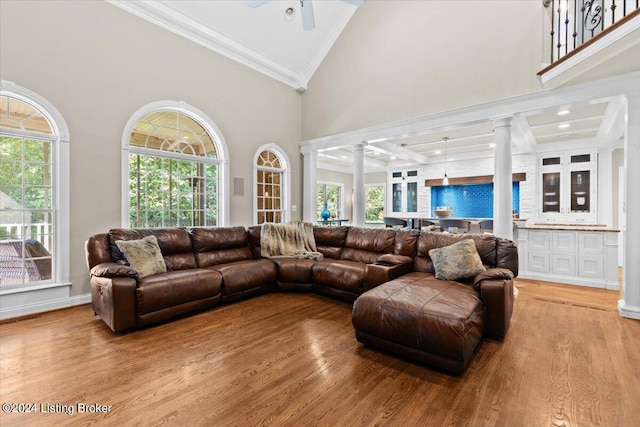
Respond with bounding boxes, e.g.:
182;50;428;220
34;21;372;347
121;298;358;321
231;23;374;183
390;170;418;214
538;151;596;223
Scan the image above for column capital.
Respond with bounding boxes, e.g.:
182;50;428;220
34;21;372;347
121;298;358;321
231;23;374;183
492;117;513;128
300;145;317;156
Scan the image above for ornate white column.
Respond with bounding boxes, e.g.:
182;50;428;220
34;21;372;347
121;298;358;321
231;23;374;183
619;93;640;320
301;148;318;224
493;118;513;240
352;143;365;226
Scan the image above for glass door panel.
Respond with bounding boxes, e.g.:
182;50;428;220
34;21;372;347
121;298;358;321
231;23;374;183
570;170;590;213
406;182;417;212
392;183;402;212
542;172;560;213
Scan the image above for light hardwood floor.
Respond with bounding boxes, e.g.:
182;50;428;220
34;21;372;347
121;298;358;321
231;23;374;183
1;280;639;427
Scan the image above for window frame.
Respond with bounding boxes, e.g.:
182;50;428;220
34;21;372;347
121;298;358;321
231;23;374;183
253;143;291;225
364;183;386;224
0;80;70;294
317;181;344;220
121;101;229;227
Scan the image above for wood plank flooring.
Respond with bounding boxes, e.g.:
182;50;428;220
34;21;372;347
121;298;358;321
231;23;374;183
1;280;639;426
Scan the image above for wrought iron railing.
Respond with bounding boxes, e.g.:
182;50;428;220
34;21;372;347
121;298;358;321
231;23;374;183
545;0;639;63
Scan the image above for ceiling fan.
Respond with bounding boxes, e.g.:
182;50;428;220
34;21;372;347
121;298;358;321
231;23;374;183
248;0;365;31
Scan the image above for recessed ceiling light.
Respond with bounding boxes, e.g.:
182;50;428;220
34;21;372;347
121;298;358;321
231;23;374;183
284;7;295;21
374;151;380;156
434;150;442;155
559;123;571;129
557;110;570;115
489;143;495;148
390;156;397;160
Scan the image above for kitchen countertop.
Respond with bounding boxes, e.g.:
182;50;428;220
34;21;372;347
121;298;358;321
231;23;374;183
521;224;619;232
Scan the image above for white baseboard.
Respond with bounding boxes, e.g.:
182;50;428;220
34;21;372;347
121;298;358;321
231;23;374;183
0;293;91;320
618;299;640;320
518;272;620;291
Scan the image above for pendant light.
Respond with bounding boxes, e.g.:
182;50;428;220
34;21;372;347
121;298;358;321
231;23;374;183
442;137;449;186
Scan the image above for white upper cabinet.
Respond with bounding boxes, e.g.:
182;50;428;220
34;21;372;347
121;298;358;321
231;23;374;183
537;151;597;223
390;170;418;214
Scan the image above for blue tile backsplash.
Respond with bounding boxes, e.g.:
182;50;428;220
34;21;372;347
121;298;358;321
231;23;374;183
431;183;520;218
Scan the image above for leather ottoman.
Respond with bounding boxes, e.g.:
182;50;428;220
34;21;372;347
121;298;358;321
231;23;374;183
351;272;484;374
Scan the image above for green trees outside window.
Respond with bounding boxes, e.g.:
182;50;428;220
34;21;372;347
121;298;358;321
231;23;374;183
365;185;385;222
127;109;221;228
128;154;217;228
317;183;341;219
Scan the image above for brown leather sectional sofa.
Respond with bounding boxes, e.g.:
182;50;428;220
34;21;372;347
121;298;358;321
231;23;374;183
86;225;518;374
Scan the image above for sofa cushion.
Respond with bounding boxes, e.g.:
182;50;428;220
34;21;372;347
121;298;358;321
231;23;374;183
109;228;197;271
272;258;315;284
312;259;366;294
247;225;263;259
136;269;222;315
394;229;420;257
209;259;277;295
313;226;348;259
115;236;167;279
352;272;484;373
191;227;254;267
341;227;396;264
429;239;486;280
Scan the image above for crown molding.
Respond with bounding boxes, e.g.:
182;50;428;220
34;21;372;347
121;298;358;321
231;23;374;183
300;7;357;90
106;0;308;90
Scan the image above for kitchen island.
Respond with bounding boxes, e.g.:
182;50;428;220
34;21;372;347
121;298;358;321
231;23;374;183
517;224;619;290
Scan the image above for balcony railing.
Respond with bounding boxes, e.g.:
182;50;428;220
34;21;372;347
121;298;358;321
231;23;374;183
545;0;639;63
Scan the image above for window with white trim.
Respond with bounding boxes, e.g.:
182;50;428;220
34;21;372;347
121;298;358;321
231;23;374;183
365;184;385;223
254;145;290;224
123;103;228;228
317;182;343;220
0;83;69;290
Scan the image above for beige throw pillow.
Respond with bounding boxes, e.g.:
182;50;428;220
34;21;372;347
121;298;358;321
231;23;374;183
429;239;486;281
115;235;167;279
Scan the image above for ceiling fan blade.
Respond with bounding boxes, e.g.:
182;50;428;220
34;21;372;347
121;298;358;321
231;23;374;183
341;0;365;6
248;0;270;8
300;0;315;31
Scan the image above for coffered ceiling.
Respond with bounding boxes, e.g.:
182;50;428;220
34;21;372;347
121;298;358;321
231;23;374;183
315;96;626;173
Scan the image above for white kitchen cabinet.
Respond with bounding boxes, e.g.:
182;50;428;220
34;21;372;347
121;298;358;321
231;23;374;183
518;227;618;289
537;151;596;223
390;170;418;214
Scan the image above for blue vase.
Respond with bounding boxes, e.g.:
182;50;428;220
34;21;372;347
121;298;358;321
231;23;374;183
320;203;331;220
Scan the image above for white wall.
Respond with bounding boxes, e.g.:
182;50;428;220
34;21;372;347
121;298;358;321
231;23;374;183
0;0;302;298
302;0;544;140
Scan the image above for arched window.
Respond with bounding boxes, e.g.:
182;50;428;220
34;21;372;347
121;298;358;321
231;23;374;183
0;81;69;290
254;144;290;224
122;101;229;228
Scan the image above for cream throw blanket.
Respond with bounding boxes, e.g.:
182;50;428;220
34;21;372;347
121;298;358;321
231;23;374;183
260;221;323;260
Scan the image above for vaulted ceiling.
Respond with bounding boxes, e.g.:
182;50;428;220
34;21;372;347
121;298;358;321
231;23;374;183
107;0;360;91
107;1;630;173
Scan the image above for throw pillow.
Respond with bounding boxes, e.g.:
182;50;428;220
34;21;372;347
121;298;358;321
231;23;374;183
115;235;167;279
429;239;486;281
